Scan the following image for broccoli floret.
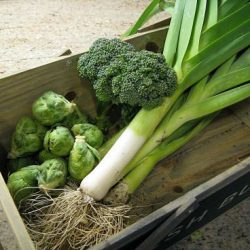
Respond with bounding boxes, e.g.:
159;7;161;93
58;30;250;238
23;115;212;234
77;38;135;82
77;38;177;110
94;50;177;109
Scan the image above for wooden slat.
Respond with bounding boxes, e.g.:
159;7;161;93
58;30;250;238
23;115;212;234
0;173;35;250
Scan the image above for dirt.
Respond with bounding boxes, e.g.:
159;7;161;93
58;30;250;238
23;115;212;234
0;1;249;250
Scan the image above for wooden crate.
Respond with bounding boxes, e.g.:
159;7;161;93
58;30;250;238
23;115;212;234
0;20;249;250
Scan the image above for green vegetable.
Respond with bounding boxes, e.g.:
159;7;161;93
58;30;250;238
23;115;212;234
77;38;135;81
122;0;175;38
102;1;250;202
37;150;58;163
8;116;46;159
37;159;67;191
95;50;177;109
7;156;35;173
7;159;67;202
44;126;74;157
105;115;215;204
68;136;97;181
78;39;177;109
79;0;250;202
32;91;75;126
72;123;103;148
7;166;39;203
60;105;88;129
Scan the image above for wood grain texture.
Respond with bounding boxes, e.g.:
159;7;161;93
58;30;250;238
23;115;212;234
0;174;35;250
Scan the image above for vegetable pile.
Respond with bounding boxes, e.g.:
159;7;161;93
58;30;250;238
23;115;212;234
7;91;104;203
6;0;250;249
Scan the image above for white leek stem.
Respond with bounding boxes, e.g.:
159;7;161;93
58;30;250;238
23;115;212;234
79;128;145;200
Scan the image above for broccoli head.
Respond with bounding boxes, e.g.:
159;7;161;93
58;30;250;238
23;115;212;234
77;38;135;82
77;38;177;110
95;50;177;109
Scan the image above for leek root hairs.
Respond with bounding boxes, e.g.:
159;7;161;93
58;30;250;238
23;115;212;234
21;188;131;250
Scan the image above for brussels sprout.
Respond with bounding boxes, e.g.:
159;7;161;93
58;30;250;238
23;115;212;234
71;123;103;148
32;91;75;126
7;156;35;173
37;159;67;190
44;126;74;157
60;105;88;129
38;150;58;163
8;116;46;159
7;165;40;204
68;136;98;181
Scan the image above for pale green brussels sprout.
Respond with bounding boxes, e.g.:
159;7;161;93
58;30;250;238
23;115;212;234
7;165;40;204
7;156;35;173
68;136;100;181
32;91;75;126
38;150;58;163
71;123;103;148
60;105;88;129
37;159;67;190
8;116;46;159
44;126;74;157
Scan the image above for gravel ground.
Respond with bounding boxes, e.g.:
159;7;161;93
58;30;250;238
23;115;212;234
0;1;249;250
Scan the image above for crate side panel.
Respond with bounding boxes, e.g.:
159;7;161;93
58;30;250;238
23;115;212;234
0;54;97;151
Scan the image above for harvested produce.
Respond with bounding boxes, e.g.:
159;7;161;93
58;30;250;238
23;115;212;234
7;165;40;204
8;116;46;159
32;91;75;126
7;159;67;203
72;123;103;148
37;159;67;191
77;38;135;81
80;0;250;202
68;136;97;181
44;126;74;157
78;40;177;109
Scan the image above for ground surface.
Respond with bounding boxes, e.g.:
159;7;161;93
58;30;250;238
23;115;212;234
0;1;249;250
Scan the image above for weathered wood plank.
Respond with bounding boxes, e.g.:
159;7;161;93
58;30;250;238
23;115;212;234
0;173;35;250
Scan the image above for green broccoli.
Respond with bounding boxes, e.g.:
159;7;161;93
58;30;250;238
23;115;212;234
95;50;177;109
77;38;135;82
77;38;177;109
